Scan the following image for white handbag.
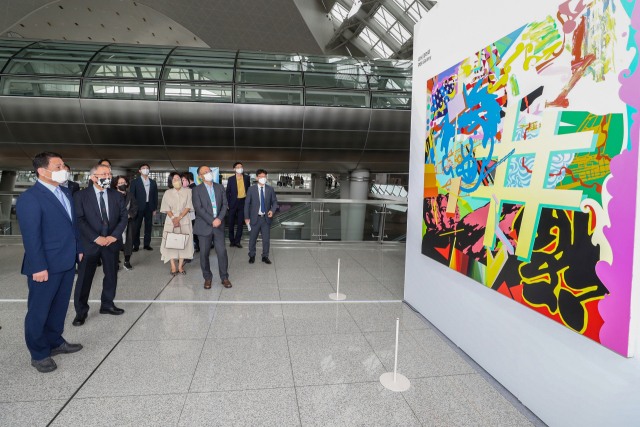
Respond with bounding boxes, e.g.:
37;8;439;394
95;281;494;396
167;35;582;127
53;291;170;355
164;225;189;250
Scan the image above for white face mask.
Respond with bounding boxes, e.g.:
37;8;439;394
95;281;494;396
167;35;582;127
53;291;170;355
258;177;267;185
140;168;150;176
236;168;243;174
45;168;69;184
203;172;214;182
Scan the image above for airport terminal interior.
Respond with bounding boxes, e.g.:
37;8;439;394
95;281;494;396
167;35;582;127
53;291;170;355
0;0;639;426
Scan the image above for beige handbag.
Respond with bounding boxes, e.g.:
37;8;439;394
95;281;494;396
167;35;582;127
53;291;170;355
164;225;189;250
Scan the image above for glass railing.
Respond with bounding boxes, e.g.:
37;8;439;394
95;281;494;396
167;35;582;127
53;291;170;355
0;195;406;242
0;38;412;109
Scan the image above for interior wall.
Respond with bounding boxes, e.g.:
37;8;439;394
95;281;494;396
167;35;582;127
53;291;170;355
404;1;640;426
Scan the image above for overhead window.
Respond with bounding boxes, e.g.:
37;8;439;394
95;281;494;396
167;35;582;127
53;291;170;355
330;2;350;23
373;5;412;45
392;0;428;23
357;27;394;58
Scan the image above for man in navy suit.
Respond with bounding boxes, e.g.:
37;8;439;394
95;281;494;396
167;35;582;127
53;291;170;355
72;164;128;326
61;164;80;196
16;152;84;373
226;161;250;248
129;163;158;251
244;169;278;264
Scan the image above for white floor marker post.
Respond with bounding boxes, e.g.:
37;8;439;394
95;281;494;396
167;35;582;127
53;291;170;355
329;258;346;300
380;318;410;392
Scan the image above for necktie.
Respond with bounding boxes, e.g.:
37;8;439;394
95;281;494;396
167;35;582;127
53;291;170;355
99;191;109;237
55;187;71;220
260;186;266;215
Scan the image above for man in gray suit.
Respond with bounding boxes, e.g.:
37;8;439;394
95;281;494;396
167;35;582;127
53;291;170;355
244;169;278;264
192;165;232;289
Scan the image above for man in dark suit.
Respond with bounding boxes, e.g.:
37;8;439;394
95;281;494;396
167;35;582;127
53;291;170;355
61;164;80;196
186;172;200;253
244;169;278;264
226;161;250;249
16;152;84;373
72;164;128;326
193;165;232;289
129;163;158;251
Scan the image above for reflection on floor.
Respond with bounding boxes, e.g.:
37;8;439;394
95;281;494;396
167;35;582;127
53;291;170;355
0;241;541;427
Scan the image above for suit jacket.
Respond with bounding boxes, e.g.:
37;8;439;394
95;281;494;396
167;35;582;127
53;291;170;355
130;176;158;212
74;185;128;255
225;173;250;210
189;182;197;190
16;181;83;275
244;184;278;225
192;182;228;236
66;180;80;196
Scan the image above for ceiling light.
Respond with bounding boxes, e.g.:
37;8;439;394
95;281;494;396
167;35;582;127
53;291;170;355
347;0;362;18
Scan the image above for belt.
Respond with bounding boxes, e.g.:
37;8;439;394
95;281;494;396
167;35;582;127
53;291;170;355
258;214;266;217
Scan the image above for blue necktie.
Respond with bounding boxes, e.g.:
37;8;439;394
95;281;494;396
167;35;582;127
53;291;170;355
260;187;266;215
99;191;109;237
55;187;71;220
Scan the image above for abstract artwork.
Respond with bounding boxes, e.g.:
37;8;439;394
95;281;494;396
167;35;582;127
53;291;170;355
422;0;639;356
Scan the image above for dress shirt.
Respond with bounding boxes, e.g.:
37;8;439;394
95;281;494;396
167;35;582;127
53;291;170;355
258;183;265;215
39;179;72;219
141;176;150;202
204;182;217;218
237;175;246;199
93;184;109;220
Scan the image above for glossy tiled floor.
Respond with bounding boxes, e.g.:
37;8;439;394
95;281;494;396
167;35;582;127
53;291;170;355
0;241;539;427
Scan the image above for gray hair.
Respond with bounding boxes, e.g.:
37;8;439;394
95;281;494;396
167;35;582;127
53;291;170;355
90;164;110;175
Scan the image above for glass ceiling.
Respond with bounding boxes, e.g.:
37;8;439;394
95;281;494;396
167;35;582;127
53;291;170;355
0;38;412;109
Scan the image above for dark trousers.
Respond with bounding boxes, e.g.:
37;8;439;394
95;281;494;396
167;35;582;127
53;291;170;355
228;199;246;244
248;216;271;258
192;219;199;250
25;268;75;360
134;202;153;248
74;246;118;316
197;226;229;282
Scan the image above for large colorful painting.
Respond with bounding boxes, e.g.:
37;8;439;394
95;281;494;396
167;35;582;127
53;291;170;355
422;0;639;356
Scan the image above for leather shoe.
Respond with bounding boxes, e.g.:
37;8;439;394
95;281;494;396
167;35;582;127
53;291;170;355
262;257;272;264
133;246;139;252
50;342;83;357
72;314;87;326
100;306;125;315
204;280;212;289
222;279;232;288
31;357;57;373
143;246;153;251
230;242;236;247
249;256;255;264
235;243;243;248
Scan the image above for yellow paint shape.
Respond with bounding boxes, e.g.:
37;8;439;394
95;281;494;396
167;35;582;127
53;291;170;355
446;177;462;217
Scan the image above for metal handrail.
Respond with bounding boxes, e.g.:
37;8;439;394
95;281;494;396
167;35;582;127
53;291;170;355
276;197;407;205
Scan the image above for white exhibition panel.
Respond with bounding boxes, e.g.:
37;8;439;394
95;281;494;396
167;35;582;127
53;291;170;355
405;0;640;426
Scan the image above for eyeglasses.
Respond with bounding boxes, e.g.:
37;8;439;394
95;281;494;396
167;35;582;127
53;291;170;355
94;173;112;177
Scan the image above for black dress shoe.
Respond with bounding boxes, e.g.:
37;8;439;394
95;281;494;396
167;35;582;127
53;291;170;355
50;342;83;356
262;257;272;264
31;357;57;373
249;256;255;264
100;306;125;315
236;243;243;249
133;246;139;252
123;262;133;270
230;242;236;247
143;246;153;251
72;314;87;326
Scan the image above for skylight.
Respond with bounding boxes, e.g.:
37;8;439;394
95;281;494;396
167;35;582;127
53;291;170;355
373;6;412;45
330;2;350;23
392;0;428;23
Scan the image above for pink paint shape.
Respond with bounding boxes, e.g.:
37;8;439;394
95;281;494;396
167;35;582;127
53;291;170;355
596;6;640;357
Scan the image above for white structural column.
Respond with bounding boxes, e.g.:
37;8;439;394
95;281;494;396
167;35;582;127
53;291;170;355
340;173;352;241
345;169;369;241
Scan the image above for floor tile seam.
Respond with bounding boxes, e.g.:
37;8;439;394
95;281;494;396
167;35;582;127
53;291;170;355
187;385;300;396
284;322;304;427
398;319;495;427
48;391;189;402
45;274;178;427
0;299;403;304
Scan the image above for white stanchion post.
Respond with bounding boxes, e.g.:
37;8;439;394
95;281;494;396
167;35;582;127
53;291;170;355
380;317;410;392
329;258;346;300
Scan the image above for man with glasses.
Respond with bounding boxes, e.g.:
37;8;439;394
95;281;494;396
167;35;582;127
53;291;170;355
16;152;84;373
72;164;128;327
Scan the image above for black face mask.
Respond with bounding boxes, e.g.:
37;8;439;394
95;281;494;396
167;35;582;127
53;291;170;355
117;184;128;191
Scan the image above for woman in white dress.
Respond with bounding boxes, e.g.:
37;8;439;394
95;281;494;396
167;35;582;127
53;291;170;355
160;172;194;275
